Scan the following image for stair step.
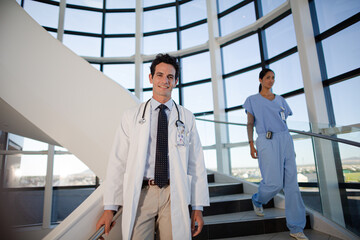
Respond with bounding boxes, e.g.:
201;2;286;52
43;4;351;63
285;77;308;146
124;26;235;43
194;209;311;239
207;173;215;183
204;194;274;216
208;183;243;197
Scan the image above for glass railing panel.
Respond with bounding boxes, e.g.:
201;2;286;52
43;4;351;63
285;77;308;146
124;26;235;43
195;117;360;237
51;187;95;224
53;152;96;187
4;154;47;188
3;188;45;226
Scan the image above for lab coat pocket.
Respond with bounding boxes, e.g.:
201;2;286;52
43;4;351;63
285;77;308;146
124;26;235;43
186;175;193;204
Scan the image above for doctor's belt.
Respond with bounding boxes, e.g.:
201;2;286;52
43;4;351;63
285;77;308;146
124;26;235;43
142;179;170;189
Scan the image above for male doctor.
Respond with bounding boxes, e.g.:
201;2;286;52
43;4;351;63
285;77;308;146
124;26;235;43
96;53;210;240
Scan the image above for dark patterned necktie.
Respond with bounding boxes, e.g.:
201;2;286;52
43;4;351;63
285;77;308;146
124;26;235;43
155;104;168;188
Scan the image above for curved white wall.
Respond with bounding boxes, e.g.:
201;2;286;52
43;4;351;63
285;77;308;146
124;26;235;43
0;1;138;238
0;0;139;180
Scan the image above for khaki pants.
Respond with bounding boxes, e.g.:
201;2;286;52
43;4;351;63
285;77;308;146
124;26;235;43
131;185;172;240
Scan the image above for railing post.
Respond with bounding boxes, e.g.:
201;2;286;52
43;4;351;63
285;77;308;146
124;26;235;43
43;144;54;228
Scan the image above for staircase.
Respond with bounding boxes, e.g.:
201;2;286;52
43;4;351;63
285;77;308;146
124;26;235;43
194;173;311;239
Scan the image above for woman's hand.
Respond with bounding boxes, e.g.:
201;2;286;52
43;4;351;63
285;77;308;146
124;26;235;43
250;142;258;159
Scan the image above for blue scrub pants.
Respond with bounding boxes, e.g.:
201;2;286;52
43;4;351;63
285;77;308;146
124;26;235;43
252;131;306;233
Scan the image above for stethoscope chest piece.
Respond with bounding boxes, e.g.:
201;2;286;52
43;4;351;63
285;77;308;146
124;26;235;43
139;118;146;124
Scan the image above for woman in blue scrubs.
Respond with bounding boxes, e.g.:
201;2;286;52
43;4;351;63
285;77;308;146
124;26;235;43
243;68;308;240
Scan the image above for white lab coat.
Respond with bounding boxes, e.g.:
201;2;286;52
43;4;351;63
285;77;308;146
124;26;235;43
103;101;210;240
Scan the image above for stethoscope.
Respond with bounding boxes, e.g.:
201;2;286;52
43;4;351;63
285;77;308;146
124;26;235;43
139;98;185;127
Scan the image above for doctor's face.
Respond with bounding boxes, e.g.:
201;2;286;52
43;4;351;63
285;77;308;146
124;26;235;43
149;62;178;103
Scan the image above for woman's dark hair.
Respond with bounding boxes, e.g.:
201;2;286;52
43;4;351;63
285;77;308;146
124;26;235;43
150;53;180;79
258;68;274;92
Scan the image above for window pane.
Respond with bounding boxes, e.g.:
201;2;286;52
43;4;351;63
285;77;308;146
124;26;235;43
314;0;360;33
261;0;286;16
293;138;316;179
225;68;261;108
330;76;360;126
183;82;213;113
53;154;96;186
269;53;303;95
103;64;135;89
63;34;101;57
143;62;152;88
181;52;211;84
217;0;243;13
5;154;47;188
66;0;103;8
337;133;360;182
6;190;44;225
104;37;135;57
51;188;94;223
219;2;256;36
180;0;207;26
322;22;360;79
231;146;258;171
143;90;153;101
143;7;176;32
144;0;174;8
143;33;177;55
204;149;217;171
227;109;248;143
105;13;135;34
24;1;59;28
106;0;135;9
8;134;48;151
265;15;297;58
196;115;215;146
181;23;208;49
222;34;260;74
285;94;310;131
64;8;102;33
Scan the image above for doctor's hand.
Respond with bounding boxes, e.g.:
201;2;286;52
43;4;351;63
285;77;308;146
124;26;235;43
250;142;258;159
96;210;116;240
191;210;204;237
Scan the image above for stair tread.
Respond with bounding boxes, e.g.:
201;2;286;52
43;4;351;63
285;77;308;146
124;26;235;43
208;182;242;187
203;208;286;225
210;193;252;203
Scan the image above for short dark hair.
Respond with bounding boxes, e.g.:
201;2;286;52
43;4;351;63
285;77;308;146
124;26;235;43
150;53;179;79
258;68;274;92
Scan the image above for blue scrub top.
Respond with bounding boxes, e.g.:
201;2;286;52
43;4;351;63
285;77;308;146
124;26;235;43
243;93;292;134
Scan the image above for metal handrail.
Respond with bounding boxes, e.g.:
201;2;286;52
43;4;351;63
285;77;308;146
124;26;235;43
88;209;122;240
195;118;360;148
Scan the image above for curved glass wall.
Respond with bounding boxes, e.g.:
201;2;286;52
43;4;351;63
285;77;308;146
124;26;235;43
5;0;360;234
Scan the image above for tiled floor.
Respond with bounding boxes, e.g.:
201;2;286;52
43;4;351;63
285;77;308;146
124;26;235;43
214;229;345;240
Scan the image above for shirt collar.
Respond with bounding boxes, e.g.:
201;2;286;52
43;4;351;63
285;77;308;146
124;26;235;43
150;98;173;112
